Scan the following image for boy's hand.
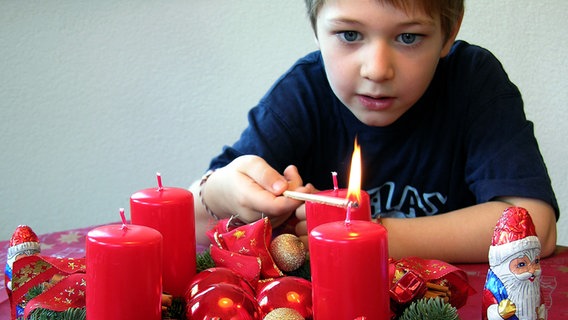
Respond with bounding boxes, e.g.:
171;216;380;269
204;155;310;227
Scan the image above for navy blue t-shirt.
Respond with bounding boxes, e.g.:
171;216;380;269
209;41;559;220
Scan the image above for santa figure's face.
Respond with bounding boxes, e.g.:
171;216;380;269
493;248;542;319
509;255;541;282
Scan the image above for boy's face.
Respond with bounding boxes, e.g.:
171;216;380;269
315;0;457;127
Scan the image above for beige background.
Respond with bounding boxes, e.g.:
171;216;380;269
1;1;566;246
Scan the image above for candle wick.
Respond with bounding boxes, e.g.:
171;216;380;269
332;171;338;192
119;208;128;230
345;202;353;226
156;172;164;191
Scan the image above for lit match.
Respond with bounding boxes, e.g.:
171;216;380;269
283;190;358;208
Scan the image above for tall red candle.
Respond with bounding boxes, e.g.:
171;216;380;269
86;221;162;320
309;139;389;318
305;188;371;233
130;174;196;297
309;219;389;319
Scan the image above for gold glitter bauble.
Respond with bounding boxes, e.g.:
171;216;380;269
269;233;307;272
263;307;305;320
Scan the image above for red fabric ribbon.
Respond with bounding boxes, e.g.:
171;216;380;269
388;257;476;310
207;218;283;285
10;255;86;319
209;245;262;285
23;273;86;318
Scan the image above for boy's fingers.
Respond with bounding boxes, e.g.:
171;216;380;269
295;221;309;249
295;203;307;220
295;219;307;235
232;155;288;194
283;165;303;190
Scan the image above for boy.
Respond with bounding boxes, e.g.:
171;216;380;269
189;0;558;263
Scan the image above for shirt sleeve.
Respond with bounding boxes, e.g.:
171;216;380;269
456;43;559;219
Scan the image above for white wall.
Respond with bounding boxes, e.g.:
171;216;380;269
1;1;567;246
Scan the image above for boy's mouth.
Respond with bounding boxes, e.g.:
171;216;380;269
357;94;395;111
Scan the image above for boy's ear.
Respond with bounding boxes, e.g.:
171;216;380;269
440;11;464;57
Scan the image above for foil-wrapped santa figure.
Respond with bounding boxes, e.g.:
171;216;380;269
4;225;41;318
482;207;547;320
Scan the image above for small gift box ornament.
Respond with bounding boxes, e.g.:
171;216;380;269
482;207;547;320
388;256;475;316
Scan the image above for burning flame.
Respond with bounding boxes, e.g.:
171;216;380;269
346;139;362;204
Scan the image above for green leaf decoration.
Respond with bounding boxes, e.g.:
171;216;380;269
196;248;215;273
25;283;46;301
28;307;86;320
398;297;459;320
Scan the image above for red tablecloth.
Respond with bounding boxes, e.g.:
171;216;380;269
1;225;567;319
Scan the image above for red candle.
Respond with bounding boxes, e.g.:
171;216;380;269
86;221;162;320
305;188;371;233
309;219;389;319
130;173;196;297
306;141;371;233
309;139;389;318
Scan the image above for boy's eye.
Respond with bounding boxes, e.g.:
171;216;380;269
397;33;419;45
338;31;361;42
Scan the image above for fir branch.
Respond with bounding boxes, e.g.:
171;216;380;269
398;297;459;320
25;283;46;300
28;307;85;320
196;249;215;272
161;296;186;320
60;308;86;320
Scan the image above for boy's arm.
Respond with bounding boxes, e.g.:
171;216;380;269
189;179;216;246
382;197;557;263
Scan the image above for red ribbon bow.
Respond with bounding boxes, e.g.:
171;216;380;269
207;218;283;286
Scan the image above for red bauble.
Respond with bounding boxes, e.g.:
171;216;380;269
256;276;312;319
186;283;263;320
186;267;255;300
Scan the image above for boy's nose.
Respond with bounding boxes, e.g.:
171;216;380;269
360;42;395;82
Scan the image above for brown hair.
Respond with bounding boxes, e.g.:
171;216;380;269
304;0;464;41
